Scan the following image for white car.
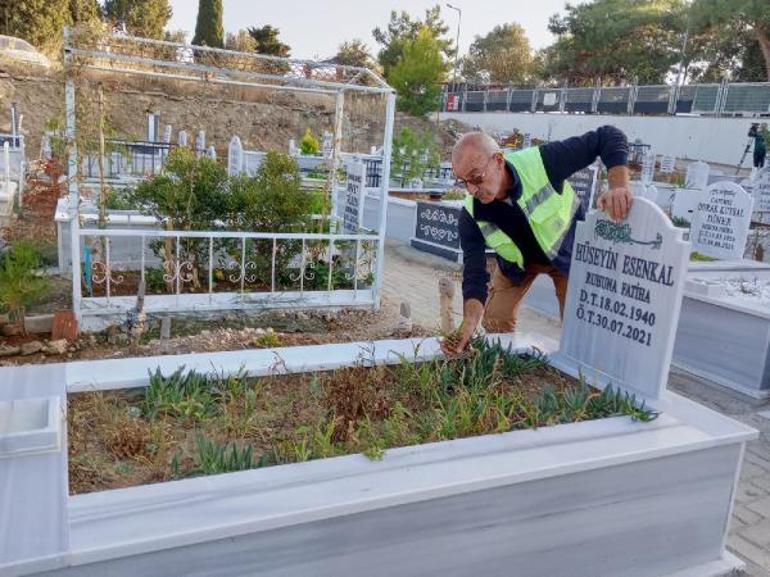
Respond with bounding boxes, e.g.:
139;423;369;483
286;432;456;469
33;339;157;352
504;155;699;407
0;35;50;68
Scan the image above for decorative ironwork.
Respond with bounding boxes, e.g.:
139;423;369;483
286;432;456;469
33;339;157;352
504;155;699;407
594;220;663;250
163;260;195;284
91;261;124;285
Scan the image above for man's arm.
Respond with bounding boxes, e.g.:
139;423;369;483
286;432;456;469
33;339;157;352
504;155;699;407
442;210;488;354
540;125;631;221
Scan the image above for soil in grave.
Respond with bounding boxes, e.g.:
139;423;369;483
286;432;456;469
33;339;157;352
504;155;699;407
67;339;657;494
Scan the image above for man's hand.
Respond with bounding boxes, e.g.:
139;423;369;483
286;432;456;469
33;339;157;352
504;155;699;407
597;186;633;222
441;299;483;356
597;164;633;222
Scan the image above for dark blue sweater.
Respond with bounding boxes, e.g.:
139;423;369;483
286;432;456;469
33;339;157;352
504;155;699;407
460;125;629;304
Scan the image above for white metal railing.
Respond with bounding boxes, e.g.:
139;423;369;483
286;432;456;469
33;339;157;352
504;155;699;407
76;228;381;316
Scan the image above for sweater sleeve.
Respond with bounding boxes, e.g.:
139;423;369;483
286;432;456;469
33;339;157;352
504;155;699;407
459;209;489;304
539;125;629;190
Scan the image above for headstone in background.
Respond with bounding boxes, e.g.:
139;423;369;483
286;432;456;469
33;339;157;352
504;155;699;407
558;197;689;399
569;164;599;213
288;139;297;156
162;124;172;143
753;168;770;222
206;145;216;160
660;155;676;174
689;181;753;260
685;161;710;190
641;150;655;185
178;130;188;147
671;188;706;224
195;130;206;157
522;132;532;149
146;112;159;142
343;161;365;233
227;136;243;176
322;131;333;159
410;201;463;261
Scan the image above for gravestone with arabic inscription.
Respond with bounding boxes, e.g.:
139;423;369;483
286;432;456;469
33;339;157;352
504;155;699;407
557;198;689;399
690;182;753;260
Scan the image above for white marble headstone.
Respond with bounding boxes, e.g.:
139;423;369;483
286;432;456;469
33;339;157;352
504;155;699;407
671;188;705;223
660;155;675;174
162;124;172;143
690;181;753;260
753;168;770;221
343;161;365;233
195;130;206;156
559;198;689;399
289;139;297;156
178;130;188;147
322;131;333;159
685;161;710;190
641;150;655;185
206;145;216;159
228;136;243;176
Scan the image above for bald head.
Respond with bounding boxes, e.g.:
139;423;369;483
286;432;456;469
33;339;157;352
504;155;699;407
452;131;500;165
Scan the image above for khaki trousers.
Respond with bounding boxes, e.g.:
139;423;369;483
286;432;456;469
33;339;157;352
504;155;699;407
482;263;568;332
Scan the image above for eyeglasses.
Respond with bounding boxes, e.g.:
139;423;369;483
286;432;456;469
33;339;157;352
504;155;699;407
456;154;498;189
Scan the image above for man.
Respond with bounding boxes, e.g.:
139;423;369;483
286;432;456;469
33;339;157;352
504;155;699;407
442;128;632;355
751;123;768;170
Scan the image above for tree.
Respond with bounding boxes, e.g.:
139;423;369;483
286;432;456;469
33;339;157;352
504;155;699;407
0;241;49;333
0;0;71;54
372;5;453;77
192;0;223;48
248;25;290;56
690;0;770;81
334;39;374;68
225;29;257;52
543;0;687;85
103;0;172;38
462;23;532;84
389;26;447;117
70;0;101;25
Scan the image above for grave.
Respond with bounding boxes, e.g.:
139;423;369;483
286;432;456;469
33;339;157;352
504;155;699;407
177;130;188;147
568;163;599;213
753;167;770;223
671;188;705;224
409;200;464;261
227;136;242;177
640;149;655;185
342;161;365;233
554;198;689;399
689;181;753;260
685;160;710;189
660;155;675;174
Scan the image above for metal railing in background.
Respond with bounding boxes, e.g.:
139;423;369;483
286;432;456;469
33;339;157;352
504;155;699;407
443;81;770;117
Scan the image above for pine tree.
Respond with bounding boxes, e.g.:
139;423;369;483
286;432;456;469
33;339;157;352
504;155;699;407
193;0;224;48
0;0;71;54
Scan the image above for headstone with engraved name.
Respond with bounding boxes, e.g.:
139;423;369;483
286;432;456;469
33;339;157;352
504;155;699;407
690;181;753;260
685;161;710;190
569;164;599;213
557;198;689;399
343;161;364;233
753;168;770;223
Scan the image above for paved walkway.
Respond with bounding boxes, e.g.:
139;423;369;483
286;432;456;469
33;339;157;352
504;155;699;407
382;240;770;577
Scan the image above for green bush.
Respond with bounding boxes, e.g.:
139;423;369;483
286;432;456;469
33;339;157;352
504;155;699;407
0;241;49;330
300;128;320;155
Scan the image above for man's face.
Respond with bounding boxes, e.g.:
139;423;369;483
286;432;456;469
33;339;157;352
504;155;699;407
453;150;505;204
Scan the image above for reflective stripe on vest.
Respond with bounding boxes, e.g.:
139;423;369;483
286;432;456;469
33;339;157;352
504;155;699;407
463;147;579;264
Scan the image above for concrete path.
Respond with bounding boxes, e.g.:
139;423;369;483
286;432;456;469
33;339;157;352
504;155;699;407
382;240;770;577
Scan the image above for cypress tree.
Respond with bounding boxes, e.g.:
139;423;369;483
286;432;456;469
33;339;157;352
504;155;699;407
193;0;224;48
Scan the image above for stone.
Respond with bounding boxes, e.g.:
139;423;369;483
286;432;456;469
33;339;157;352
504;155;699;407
558;197;690;399
685;161;710;190
227;136;243;177
160;317;172;341
0;344;20;357
671;188;705;224
568;164;599;214
20;341;44;356
51;311;78;341
46;339;68;355
689;181;754;260
343;161;365;233
660;155;676;174
641;149;655;185
753;167;770;222
2;323;22;337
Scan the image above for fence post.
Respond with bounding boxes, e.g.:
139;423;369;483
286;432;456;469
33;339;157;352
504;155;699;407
483;89;488;112
627;82;637;115
591;85;600;114
668;84;677;115
531;89;537;113
717;77;729;116
64;27;82;324
506;85;513;112
560;84;567;113
462;84;467;112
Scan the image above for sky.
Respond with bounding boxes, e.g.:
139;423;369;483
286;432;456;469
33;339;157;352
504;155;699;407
167;0;571;61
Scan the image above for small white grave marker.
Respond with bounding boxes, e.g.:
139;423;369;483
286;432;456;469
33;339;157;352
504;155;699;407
343;161;365;233
558;198;689;399
753;168;770;222
660;155;676;174
162;124;172;143
178;130;188;147
289;139;297;156
228;136;243;176
641;150;655;185
195;130;206;156
322;131;333;159
206;145;216;159
685;161;710;190
690;181;753;260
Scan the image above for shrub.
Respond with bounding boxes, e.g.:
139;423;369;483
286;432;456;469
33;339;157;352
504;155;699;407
300;128;321;155
0;241;49;331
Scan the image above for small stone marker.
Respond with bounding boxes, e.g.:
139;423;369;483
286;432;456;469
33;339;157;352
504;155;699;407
522;132;532;148
162;124;172;143
641;150;655;185
195;130;206;156
322;131;333;159
227;136;243;176
690;181;753;260
288;139;297;156
753;168;770;222
51;311;78;342
685;161;710;190
206;145;216;159
660;155;676;174
343;161;364;233
178;130;188;147
569;164;599;213
160;316;172;353
559;197;689;399
438;277;456;333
